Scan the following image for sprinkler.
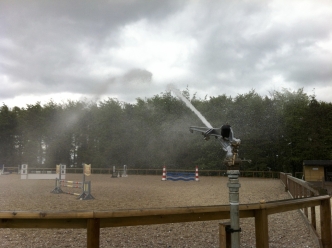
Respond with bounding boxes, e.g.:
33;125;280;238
190;124;242;248
189;124;241;166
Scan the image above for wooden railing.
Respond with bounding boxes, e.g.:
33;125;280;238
0;195;330;248
280;172;292;192
280;172;319;197
72;168;280;178
0;171;330;247
4;166;281;178
280;172;329;247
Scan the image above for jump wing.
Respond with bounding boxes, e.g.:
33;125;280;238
189;126;221;140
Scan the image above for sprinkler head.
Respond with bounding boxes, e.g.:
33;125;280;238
221;124;231;140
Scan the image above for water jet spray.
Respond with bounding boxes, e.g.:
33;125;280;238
167;84;212;128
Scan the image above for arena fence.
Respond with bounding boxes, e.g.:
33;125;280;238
0;195;330;247
2;166;289;179
62;168;281;178
280;172;328;247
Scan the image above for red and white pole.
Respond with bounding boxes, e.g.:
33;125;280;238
162;166;167;181
195;166;199;181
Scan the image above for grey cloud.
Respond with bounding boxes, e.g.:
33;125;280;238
0;0;331;105
87;68;153;102
186;1;332;95
275;51;332;86
1;0;185;39
122;69;152;85
0;0;183;99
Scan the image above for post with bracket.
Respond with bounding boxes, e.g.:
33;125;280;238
219;222;231;248
225;141;241;248
189;124;242;247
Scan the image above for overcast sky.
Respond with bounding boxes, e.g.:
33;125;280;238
1;0;331;108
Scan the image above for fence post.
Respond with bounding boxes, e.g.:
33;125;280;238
310;192;317;230
295;183;298;198
219;222;231;248
255;208;269;247
320;198;332;248
87;218;100;248
291;179;293;196
285;174;289;192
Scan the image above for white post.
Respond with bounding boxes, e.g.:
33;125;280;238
21;164;28;179
122;165;128;177
112;166;117;178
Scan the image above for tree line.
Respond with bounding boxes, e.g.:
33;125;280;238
0;88;331;174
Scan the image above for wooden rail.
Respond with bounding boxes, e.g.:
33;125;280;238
280;172;328;247
0;195;330;248
4;167;281;178
280;172;319;196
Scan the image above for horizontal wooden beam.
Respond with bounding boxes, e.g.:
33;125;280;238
0;196;329;229
266;198;325;215
286;176;318;194
0;219;87;228
100;210;255;228
0;211;94;219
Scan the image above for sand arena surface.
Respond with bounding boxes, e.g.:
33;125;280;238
0;174;319;247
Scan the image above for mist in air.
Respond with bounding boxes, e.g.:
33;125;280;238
167;84;213;128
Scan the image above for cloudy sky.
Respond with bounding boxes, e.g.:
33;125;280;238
1;0;331;108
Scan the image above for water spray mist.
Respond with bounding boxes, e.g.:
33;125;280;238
167;84;212;128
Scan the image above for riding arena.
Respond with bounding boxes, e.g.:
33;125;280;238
0;169;330;248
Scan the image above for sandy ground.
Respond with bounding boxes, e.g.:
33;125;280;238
0;174;320;247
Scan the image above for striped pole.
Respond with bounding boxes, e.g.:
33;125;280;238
195;166;199;181
162;166;166;181
61;184;82;188
60;180;83;184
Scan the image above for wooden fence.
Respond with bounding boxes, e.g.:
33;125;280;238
2;169;331;247
4;166;281;178
0;195;330;247
280;172;330;247
280;172;319;197
39;168;280;178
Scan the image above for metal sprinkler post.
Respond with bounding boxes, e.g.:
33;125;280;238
189;124;242;247
225;142;241;248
